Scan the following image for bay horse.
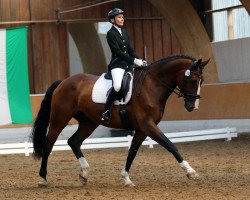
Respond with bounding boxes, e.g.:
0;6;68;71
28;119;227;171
30;54;210;187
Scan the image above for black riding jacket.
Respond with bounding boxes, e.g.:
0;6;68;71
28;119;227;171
107;26;138;71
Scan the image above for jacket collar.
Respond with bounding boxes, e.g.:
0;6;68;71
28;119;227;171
111;25;124;39
113;25;122;36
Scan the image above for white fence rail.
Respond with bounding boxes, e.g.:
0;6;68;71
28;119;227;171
0;127;237;156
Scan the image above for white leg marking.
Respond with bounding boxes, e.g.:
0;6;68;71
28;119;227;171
78;157;89;185
38;177;48;187
194;80;201;109
121;168;135;187
79;157;89;168
180;160;199;180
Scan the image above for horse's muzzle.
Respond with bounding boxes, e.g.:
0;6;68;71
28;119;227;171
183;93;201;112
184;101;195;112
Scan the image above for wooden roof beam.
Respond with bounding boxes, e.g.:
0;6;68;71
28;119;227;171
240;0;250;15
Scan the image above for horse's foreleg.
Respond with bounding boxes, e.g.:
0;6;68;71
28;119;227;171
121;131;146;187
68;118;97;185
145;122;199;180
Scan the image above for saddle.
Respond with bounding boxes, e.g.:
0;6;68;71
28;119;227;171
92;67;134;129
92;67;133;105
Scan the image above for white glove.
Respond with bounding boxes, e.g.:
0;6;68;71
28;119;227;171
134;58;143;67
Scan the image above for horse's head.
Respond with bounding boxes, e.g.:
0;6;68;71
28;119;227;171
176;58;210;112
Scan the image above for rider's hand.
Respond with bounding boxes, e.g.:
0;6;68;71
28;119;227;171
133;58;143;67
142;60;148;67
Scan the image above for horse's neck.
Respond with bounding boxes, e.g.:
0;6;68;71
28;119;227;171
149;62;178;87
147;60;188;102
152;59;190;83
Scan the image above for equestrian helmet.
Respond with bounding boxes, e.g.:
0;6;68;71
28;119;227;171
108;8;124;22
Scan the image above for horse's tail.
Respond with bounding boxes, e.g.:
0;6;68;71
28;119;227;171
30;80;62;159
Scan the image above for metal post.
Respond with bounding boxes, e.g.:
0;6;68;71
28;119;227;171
55;8;61;24
143;45;147;61
227;9;234;40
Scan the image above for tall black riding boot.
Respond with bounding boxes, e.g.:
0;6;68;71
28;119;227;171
101;88;118;123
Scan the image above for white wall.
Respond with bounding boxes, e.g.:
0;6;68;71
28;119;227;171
212;37;250;82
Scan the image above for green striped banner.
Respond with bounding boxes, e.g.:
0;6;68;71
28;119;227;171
0;27;32;125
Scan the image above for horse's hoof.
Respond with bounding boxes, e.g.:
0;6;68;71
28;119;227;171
38;177;48;187
187;171;200;180
121;169;135;187
79;174;88;185
124;182;135;187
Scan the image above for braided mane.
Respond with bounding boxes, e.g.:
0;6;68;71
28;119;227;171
150;54;196;67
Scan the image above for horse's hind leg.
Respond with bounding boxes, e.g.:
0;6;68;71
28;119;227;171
38;114;72;187
67;113;98;185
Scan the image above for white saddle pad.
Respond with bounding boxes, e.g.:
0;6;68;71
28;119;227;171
92;73;133;105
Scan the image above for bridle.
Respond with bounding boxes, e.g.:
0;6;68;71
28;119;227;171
175;70;203;100
134;60;203;100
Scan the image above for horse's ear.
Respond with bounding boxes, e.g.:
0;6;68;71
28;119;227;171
191;59;202;70
200;58;210;69
197;59;202;66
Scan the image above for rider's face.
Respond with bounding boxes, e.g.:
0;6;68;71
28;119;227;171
113;14;124;27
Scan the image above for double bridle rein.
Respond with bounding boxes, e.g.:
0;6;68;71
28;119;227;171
134;60;203;100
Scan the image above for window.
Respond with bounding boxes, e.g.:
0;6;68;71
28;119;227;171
212;0;250;42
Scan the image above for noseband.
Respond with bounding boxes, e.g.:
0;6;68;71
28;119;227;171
137;60;203;100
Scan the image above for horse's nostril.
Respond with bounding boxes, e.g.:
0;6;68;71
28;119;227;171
188;107;194;112
185;102;194;112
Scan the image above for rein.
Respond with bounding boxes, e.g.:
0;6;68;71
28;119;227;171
148;71;185;98
134;66;148;96
134;62;202;100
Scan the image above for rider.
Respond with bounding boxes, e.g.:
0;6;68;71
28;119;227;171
101;8;145;122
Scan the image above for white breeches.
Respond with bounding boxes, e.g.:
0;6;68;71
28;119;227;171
111;68;125;92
